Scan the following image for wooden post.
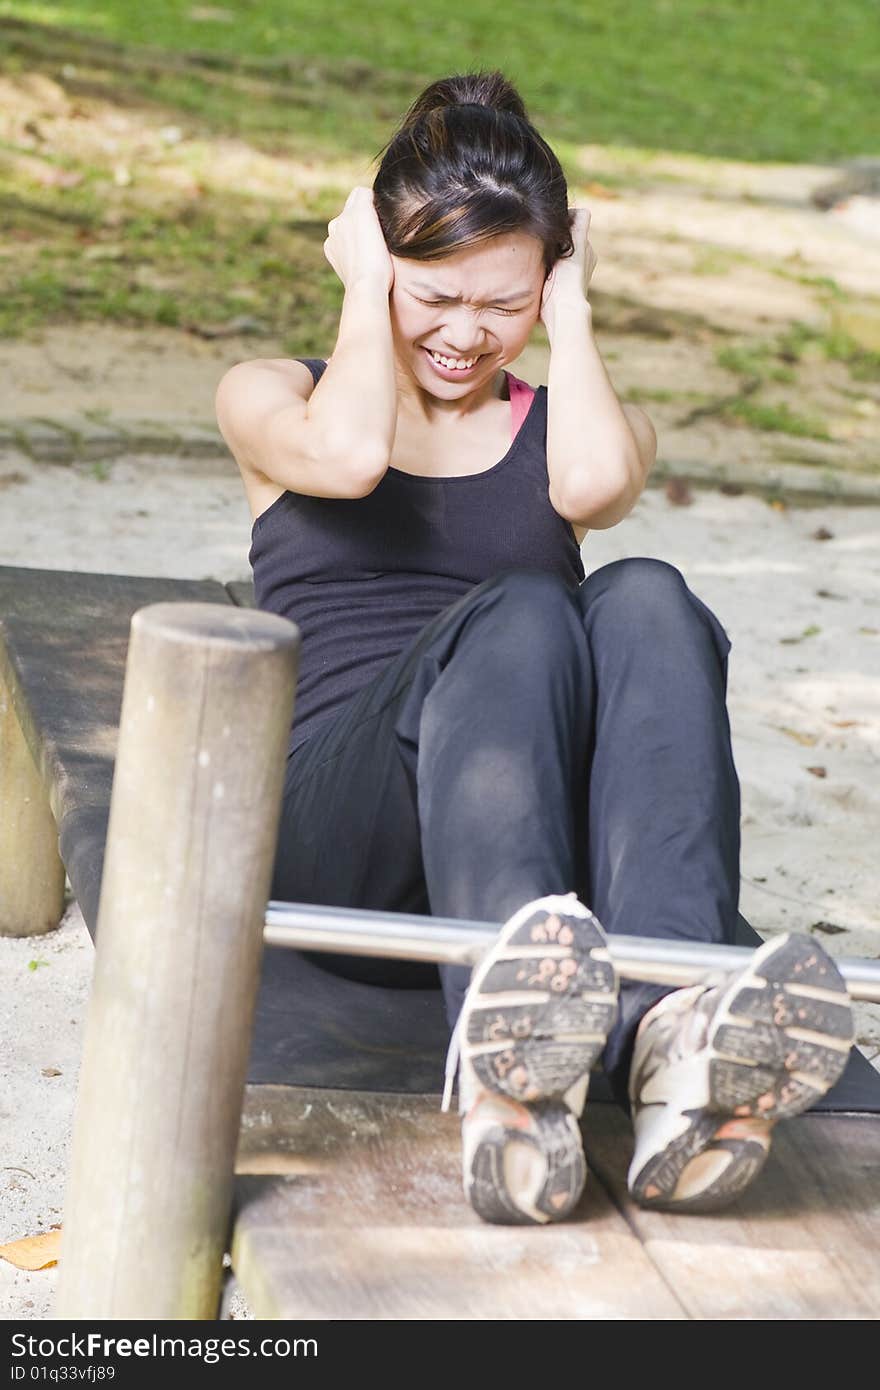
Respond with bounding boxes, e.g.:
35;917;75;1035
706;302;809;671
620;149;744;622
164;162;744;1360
0;672;65;936
55;603;298;1320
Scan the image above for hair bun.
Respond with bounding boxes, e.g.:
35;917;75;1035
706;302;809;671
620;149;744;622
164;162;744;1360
400;69;528;128
372;67;572;277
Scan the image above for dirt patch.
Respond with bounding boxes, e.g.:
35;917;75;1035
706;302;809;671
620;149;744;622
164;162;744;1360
0;321;240;422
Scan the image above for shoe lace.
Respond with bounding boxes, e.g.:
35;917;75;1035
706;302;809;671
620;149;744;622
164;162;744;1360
441;1010;463;1114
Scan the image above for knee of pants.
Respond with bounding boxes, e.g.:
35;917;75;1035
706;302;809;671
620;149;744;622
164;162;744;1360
579;557;732;662
479;567;585;659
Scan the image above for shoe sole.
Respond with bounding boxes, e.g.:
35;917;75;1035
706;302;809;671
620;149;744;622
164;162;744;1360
461;894;618;1225
467;1102;588;1226
462;895;619;1104
630;933;854;1212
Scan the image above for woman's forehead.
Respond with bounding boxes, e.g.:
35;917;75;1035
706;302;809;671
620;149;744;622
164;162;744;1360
393;232;544;295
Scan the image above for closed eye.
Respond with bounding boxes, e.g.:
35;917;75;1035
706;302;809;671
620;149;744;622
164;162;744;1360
415;297;520;316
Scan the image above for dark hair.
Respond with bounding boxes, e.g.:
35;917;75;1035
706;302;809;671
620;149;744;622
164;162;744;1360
372;70;573;278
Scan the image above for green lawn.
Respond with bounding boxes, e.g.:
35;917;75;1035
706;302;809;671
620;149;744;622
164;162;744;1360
1;0;875;162
0;0;876;374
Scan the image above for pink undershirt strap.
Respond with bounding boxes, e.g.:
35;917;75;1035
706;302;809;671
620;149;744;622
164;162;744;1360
506;371;537;442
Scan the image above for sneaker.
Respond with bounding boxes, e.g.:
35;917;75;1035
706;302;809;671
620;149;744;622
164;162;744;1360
447;892;619;1226
627;932;855;1212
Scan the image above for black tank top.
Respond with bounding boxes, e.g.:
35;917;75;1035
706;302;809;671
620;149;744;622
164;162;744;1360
249;358;585;755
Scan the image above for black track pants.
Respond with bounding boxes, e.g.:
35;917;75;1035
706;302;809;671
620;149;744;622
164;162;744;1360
271;558;741;1107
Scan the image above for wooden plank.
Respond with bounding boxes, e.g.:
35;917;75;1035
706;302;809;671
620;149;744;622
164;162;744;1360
232;1085;688;1320
0;565;232;816
0;564;232;931
582;1105;880;1319
0;667;65;935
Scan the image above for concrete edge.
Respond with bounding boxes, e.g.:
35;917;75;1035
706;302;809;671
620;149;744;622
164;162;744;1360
1;417;879;504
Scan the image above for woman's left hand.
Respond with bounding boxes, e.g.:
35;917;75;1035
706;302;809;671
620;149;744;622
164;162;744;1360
539;208;598;332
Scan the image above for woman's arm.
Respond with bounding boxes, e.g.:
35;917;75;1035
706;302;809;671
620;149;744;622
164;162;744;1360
542;210;657;530
214;190;398;500
307;186;399;488
304;274;398;487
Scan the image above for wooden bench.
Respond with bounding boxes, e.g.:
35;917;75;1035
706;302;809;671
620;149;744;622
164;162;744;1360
2;561;879;1320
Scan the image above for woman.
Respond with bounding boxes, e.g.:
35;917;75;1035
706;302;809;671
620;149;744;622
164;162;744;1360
215;70;853;1226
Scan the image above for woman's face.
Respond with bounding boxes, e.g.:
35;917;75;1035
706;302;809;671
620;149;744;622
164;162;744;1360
389;230;546;396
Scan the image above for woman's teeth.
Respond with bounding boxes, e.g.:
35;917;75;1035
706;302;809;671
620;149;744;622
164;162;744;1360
428;350;479;370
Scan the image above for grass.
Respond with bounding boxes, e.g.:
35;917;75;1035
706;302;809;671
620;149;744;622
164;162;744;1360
717;344;797;384
770;266;847;300
0;0;878;440
691;248;749;277
0;176;345;347
625;387;707;403
717;324;880;393
1;0;876;162
721;397;831;440
710;324;880;439
775;322;880;382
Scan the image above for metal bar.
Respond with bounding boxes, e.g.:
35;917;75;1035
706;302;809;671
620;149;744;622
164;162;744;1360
264;900;880;1003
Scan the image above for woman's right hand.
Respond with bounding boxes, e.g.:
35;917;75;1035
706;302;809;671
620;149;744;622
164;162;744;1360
323;186;395;295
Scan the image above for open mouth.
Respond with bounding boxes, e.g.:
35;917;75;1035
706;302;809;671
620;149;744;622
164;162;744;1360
422;347;485;377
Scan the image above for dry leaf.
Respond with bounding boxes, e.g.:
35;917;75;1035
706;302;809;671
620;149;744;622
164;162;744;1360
780;623;821;645
775;726;819;746
811;920;848;936
580;180;620;200
41;1066;62;1077
0;1229;61;1271
665;477;693;506
806;765;827;778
